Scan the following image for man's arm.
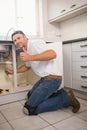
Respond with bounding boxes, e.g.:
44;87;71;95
17;64;30;73
20;47;57;61
5;64;30;75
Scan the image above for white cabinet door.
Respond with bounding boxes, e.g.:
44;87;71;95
67;0;87;12
47;0;68;21
63;43;72;88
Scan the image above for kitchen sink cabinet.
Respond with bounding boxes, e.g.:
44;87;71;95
0;40;31;105
0;41;17;89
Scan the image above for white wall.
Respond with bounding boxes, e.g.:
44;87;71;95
39;0;61;42
59;12;87;41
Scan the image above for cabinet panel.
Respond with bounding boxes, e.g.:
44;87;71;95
63;44;72;88
72;52;87;62
72;61;87;72
72;71;87;82
72;41;87;51
73;80;87;92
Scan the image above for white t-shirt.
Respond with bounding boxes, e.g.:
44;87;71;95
26;39;63;77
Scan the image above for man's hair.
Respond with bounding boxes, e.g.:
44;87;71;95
11;30;25;40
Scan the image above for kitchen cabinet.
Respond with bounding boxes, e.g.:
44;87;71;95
0;40;29;105
63;38;87;97
47;0;68;21
47;0;87;22
0;41;37;105
72;40;87;93
0;40;17;89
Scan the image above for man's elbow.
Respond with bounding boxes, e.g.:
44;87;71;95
51;50;57;59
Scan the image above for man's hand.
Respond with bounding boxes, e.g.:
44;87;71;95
5;69;13;75
20;47;32;61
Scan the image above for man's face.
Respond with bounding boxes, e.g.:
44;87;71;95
13;34;26;48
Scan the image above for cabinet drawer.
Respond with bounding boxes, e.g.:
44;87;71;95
72;61;87;72
72;51;87;62
72;41;87;51
72;71;87;82
72;80;87;92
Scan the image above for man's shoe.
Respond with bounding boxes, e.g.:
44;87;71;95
27;91;31;99
23;102;30;115
68;90;80;113
23;102;37;115
25;91;31;101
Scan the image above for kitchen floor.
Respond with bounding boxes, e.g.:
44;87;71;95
0;97;87;130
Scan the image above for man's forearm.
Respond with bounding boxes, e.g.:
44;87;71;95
30;50;57;61
17;64;30;73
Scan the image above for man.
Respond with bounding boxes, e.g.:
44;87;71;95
5;30;80;115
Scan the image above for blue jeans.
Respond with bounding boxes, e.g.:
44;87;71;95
26;78;70;114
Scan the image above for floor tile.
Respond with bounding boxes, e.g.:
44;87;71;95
39;110;71;124
19;99;26;105
0;98;87;130
1;102;25;121
77;110;87;122
0;112;7;124
41;125;56;130
78;98;87;106
0;102;22;111
0;122;13;130
10;116;49;130
53;116;87;130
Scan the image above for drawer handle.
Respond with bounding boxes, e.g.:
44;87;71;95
80;44;87;47
80;66;87;68
81;76;87;78
60;9;66;13
80;55;87;58
70;4;76;9
81;85;87;89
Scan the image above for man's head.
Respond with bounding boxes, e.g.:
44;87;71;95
12;30;28;49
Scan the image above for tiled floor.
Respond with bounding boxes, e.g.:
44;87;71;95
0;97;87;130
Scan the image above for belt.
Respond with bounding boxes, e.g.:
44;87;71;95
42;75;62;79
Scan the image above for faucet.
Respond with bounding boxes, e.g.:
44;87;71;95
6;27;15;40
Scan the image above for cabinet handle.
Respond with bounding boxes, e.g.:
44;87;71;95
80;66;87;68
80;44;87;47
81;85;87;89
80;55;87;58
81;76;87;78
70;4;76;9
60;9;66;13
